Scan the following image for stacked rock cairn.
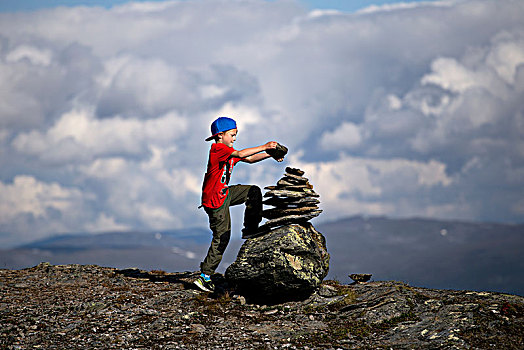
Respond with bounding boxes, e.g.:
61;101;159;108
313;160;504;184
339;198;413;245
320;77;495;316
258;167;322;232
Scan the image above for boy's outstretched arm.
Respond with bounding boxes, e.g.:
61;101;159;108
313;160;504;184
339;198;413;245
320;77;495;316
243;152;284;163
232;141;283;163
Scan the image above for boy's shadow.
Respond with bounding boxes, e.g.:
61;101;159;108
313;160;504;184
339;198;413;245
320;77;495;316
116;268;231;298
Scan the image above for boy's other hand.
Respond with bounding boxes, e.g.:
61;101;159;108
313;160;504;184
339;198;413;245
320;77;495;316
265;142;288;161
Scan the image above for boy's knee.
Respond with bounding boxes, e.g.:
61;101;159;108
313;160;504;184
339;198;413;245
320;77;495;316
247;185;262;202
246;186;262;212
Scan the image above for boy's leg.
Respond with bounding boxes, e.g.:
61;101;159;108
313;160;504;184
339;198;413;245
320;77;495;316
228;185;263;238
200;198;232;276
199;185;262;275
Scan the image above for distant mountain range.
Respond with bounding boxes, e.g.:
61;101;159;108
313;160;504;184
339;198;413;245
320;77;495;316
318;216;524;296
0;227;213;273
1;216;523;296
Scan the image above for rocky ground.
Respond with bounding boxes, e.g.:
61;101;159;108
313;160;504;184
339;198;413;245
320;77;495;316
1;263;523;349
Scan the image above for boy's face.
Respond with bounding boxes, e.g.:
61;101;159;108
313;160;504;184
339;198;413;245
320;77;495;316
218;128;237;147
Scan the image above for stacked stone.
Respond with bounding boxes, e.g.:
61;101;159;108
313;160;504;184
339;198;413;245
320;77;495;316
259;167;322;231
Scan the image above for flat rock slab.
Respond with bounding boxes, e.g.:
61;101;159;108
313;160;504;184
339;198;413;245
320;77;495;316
277;179;313;188
282;174;309;184
263;196;320;207
285;167;305;176
264;188;319;198
265;184;313;191
349;273;373;284
263;206;320;219
259;210;323;230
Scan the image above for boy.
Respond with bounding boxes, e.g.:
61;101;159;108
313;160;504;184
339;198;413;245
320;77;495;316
194;116;284;292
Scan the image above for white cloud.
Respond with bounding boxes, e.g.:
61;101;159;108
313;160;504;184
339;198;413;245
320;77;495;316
0;176;95;245
160;169;201;198
6;45;53;66
320;122;363;150
84;213;131;233
81;157;130;179
78;155;198;230
216;103;263;129
357;0;451;14
290;153;453;221
199;84;228;99
0;176;83;221
387;94;403;111
486;35;524;85
12;108;186;164
136;202;179;229
308;9;342;18
421;57;508;98
410;30;524;154
97;55;199;117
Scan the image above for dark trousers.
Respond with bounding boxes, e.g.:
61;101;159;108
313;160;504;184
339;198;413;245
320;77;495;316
200;185;262;275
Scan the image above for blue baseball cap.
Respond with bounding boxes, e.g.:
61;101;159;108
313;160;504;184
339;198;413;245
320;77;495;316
205;117;237;141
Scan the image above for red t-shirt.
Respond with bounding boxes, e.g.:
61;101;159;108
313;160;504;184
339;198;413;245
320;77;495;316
201;143;242;209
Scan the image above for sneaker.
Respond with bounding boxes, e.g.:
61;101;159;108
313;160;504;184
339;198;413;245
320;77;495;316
194;274;215;292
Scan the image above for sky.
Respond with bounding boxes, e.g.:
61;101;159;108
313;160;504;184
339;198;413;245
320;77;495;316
1;0;523;247
0;0;434;13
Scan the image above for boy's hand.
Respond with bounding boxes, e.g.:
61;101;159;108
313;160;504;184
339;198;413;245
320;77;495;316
265;141;278;150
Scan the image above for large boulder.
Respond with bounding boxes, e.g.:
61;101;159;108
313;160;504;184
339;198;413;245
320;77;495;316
225;223;329;303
